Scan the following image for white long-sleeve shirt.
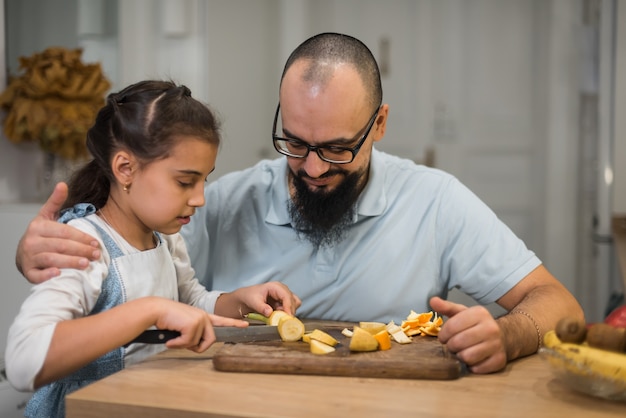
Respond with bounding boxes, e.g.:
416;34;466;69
5;213;221;391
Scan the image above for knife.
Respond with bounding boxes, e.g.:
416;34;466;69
125;325;280;347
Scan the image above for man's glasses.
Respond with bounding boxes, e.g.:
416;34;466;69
272;103;381;164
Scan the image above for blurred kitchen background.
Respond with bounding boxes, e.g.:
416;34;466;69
0;0;625;415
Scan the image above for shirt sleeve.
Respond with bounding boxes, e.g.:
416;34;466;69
166;233;223;313
5;219;110;391
436;176;541;304
179;183;215;289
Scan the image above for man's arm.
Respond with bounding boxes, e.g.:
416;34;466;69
16;182;101;283
495;264;584;360
432;264;583;374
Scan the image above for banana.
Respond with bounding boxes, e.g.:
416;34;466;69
542;330;626;382
542;329;562;349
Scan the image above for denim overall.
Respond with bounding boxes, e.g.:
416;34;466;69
25;204;177;418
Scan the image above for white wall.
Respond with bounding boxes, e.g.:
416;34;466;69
0;204;36;417
2;0;624;208
99;0;280;180
614;2;626;214
0;0;625;321
0;205;39;356
0;0;82;203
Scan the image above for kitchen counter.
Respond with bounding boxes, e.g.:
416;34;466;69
66;344;626;418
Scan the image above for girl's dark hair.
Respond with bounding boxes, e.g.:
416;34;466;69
64;80;221;210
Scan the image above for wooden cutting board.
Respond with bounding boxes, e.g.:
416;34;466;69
212;324;465;380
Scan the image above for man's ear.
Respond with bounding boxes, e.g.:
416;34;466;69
111;150;136;187
371;103;389;143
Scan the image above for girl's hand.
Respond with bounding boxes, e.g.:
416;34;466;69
215;282;302;319
154;300;218;352
242;282;302;317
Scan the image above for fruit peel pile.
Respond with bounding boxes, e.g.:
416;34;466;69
246;310;445;355
308;310;444;355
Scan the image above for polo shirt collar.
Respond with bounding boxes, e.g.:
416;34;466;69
266;159;291;225
357;148;387;217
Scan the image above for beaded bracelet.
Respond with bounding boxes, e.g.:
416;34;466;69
511;309;542;352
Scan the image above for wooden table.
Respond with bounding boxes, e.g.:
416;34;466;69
66;344;626;418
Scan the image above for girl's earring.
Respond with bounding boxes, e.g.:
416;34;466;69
123;183;130;192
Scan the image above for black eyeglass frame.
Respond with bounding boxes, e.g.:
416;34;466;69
272;102;381;164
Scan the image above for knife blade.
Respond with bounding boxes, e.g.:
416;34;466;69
125;325;280;346
215;325;280;342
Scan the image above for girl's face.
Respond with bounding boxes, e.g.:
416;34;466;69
128;136;217;236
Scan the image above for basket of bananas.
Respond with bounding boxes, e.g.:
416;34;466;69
540;309;626;402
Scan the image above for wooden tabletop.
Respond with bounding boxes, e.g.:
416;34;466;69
66;344;626;418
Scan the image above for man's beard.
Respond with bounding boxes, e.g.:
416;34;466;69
288;168;364;248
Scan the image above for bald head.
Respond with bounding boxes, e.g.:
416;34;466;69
280;33;383;112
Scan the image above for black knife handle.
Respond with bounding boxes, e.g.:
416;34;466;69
124;330;181;347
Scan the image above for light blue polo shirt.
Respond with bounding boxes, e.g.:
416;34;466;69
182;149;541;323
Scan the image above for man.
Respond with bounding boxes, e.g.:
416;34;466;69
15;33;583;374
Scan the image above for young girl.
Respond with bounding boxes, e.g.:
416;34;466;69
5;80;300;418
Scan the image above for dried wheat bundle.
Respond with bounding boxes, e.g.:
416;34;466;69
0;47;111;159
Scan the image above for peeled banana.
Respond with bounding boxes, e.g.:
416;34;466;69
542;330;626;382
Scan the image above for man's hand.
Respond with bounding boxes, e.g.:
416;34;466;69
430;296;507;374
16;182;101;284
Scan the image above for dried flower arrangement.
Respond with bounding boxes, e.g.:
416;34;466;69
0;47;111;160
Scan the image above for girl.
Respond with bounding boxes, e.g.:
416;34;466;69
5;80;300;418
